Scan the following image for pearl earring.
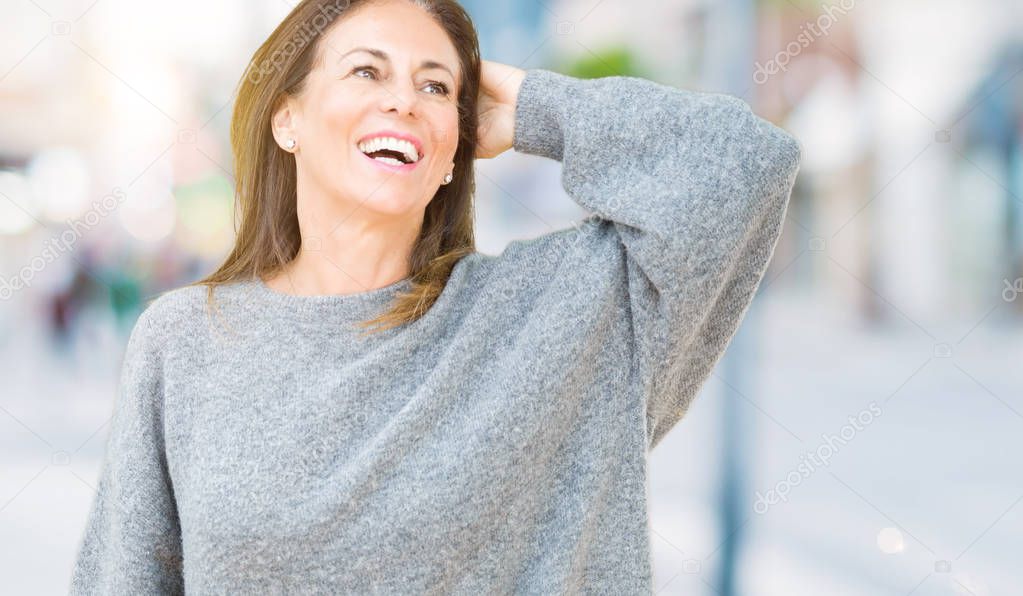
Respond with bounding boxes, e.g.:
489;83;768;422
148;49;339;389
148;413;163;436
284;139;297;151
442;173;453;184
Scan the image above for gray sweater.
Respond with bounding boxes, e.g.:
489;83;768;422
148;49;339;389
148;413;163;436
70;68;800;594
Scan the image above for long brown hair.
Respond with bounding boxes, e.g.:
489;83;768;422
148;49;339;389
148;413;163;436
190;0;481;334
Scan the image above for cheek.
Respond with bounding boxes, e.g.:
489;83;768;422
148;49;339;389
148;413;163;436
428;109;460;162
315;93;361;142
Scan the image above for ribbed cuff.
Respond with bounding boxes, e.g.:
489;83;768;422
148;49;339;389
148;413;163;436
512;68;574;162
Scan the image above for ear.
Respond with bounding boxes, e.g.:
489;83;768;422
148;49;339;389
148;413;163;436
271;96;298;147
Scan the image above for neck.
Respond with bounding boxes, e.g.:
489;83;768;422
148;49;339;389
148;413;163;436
267;187;422;297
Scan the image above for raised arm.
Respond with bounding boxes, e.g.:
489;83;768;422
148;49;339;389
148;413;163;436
509;68;801;449
70;307;185;594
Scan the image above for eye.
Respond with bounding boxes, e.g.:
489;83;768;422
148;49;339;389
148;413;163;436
424;81;450;96
351;65;378;79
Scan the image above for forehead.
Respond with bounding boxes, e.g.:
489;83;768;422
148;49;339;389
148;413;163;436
319;1;460;78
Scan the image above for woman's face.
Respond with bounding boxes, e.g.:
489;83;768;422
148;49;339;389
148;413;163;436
275;0;461;219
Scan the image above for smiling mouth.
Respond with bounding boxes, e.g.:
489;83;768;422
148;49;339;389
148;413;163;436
362;148;412;166
356;147;422;171
355;137;425;166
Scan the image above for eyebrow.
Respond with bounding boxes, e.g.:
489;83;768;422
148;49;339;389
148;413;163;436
338;47;456;80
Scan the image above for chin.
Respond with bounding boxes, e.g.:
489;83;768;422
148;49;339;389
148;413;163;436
340;187;424;216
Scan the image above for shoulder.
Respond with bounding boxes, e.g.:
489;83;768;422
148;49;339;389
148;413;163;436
468;216;621;290
126;283;217;352
496;215;617;264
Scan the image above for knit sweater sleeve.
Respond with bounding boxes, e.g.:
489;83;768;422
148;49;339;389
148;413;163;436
511;68;801;450
69;306;185;595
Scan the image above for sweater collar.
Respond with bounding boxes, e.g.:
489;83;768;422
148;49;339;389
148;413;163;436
233;274;415;329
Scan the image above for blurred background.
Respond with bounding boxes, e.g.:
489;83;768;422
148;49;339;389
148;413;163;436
2;0;1022;594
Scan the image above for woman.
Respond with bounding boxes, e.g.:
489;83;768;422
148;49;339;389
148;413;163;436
70;0;801;593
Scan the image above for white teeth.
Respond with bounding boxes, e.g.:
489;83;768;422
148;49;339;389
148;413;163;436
357;136;420;163
371;156;405;166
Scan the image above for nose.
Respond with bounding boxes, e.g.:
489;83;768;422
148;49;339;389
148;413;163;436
377;78;419;118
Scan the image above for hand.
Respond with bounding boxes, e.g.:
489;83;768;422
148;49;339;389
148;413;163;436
475;60;527;159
